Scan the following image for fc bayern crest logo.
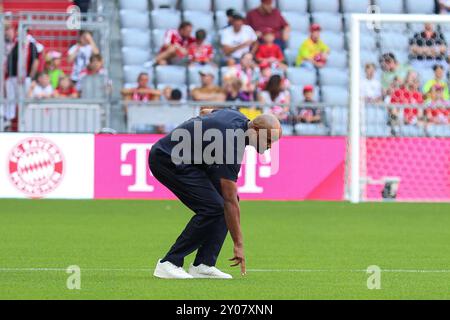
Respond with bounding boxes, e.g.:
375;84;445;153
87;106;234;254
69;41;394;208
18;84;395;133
8;137;65;198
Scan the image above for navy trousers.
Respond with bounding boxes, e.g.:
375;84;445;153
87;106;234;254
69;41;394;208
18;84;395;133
148;147;228;267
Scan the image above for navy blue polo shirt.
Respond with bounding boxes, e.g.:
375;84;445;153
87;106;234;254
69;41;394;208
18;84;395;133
153;109;250;182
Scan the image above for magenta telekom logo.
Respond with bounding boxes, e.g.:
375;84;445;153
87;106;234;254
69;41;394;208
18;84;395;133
8;137;64;198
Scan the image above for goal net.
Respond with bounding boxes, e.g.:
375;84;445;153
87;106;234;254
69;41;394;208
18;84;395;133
347;14;450;203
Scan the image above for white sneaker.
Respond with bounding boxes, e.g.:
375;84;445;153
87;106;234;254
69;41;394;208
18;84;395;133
188;264;233;279
153;259;193;279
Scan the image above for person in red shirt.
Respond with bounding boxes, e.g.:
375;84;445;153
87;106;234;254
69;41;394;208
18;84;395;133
255;28;287;71
54;75;78;98
156;22;195;65
188;29;214;66
246;0;290;50
390;71;424;125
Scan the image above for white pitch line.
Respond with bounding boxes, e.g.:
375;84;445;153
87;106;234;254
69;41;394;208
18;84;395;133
0;268;450;273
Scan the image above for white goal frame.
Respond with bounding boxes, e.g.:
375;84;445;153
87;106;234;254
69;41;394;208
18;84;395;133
349;14;450;203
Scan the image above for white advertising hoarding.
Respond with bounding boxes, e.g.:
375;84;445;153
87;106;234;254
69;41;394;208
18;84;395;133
0;133;94;199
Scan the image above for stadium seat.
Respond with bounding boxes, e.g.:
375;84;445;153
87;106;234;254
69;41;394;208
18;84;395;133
365;105;389;126
341;0;370;13
322;86;349;105
284;48;297;66
312;13;343;32
151;10;181;29
310;0;340;13
214;0;245;12
415;67;434;87
359;34;377;51
122;47;152;66
152;0;178;10
281;124;294;136
320;31;344;50
188;66;219;86
287;67;317;86
327;51;348;68
282;12;310;32
360;50;380;66
182;0;212;11
288;31;308;51
156;66;187;85
120;10;150;29
278;0;308;13
123;65;151;84
379;22;408;33
246;0;261;11
119;0;148;11
152;29;166;52
325;105;349;135
365;125;391;137
290;85;320;105
319;68;349;86
406;0;436;14
184;11;215;31
409;23;426;34
294;123;329;136
426;124;450;137
121;28;151;49
374;0;404;14
399;125;426;137
379;32;410;51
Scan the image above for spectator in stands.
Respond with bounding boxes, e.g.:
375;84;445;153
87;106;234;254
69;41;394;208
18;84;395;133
380;52;413;95
156;21;195;65
76;54;106;91
255;28;287;71
423;64;449;100
221;13;258;66
361;63;383;104
223;9;236;29
409;23;448;71
4;23;39;128
68;30;99;83
390;70;424;125
224;77;251;102
54;75;78;98
425;84;450;124
28;72;54;99
246;0;290;51
161;86;183;103
44;51;65;89
295;24;330;69
188;29;214;66
259;74;291;123
121;72;161;102
296;85;322;124
224;53;259;100
191;67;226;102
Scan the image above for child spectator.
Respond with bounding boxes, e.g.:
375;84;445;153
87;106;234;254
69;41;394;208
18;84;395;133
44;51;64;89
296;24;330;69
77;54;107;91
422;64;449;100
296;85;322;124
188;29;214;66
224;53;259;100
28;72;54;99
425;84;450;124
255;28;286;71
54;76;78;98
380;52;413;96
390;71;424;125
156;22;195;65
361;63;383;104
224;77;252;102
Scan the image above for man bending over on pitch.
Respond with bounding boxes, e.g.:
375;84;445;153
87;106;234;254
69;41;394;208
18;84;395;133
149;109;281;279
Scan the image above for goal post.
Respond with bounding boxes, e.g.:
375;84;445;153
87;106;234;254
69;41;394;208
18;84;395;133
348;13;450;203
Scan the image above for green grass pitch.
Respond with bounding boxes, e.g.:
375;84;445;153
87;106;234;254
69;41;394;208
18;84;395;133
0;199;449;300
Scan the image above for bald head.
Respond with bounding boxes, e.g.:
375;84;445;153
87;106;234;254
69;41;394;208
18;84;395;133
248;114;282;154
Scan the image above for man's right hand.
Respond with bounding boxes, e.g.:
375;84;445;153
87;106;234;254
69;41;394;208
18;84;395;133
230;243;246;275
